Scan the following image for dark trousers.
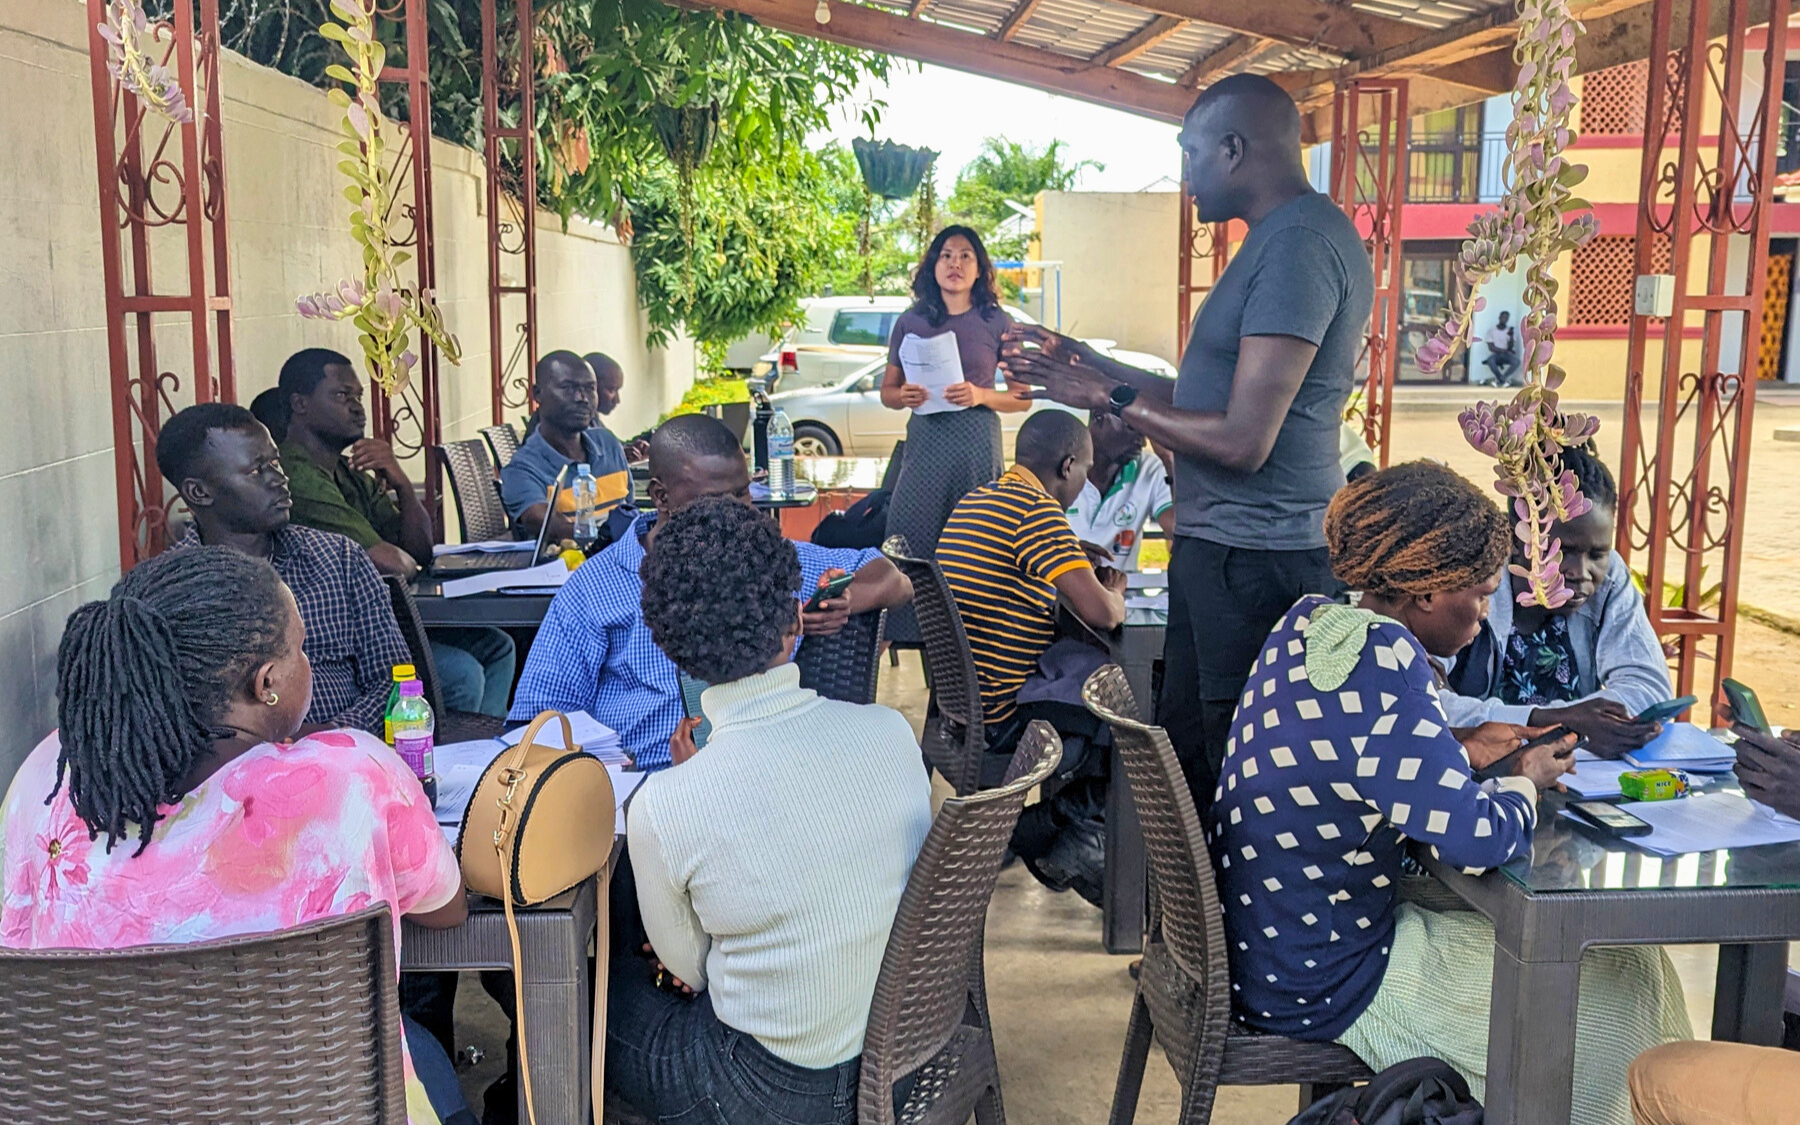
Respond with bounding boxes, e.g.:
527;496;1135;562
606;947;860;1125
983;699;1109;861
405;1014;479;1125
1159;536;1338;817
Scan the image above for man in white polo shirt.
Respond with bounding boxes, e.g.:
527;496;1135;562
1066;410;1175;572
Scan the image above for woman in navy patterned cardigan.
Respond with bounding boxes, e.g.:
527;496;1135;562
1212;461;1690;1125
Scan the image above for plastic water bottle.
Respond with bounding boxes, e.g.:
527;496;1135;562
390;680;437;809
572;463;599;548
768;409;795;499
384;662;417;746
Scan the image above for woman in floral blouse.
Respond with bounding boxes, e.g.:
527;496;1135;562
1438;442;1672;757
0;547;472;1125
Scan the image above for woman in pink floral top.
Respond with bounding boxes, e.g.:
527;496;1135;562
0;547;472;1125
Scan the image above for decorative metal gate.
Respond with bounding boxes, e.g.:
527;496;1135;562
483;0;541;426
1616;0;1793;718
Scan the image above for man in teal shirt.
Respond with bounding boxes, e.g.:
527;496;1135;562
499;351;632;539
276;348;515;717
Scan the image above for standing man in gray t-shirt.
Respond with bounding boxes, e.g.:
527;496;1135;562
1002;74;1373;814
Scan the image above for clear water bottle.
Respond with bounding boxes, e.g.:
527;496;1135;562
768;408;795;499
572;463;599;548
390;679;437;809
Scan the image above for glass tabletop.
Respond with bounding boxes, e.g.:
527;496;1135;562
1496;775;1800;894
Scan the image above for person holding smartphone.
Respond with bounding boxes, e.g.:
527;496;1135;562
1214;462;1690;1124
1439;442;1672;758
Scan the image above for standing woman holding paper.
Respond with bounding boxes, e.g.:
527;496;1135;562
881;225;1029;643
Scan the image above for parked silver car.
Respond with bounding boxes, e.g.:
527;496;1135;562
767;348;1175;459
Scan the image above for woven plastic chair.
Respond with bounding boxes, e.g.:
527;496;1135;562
481;422;522;468
439;439;511;543
881;535;986;796
0;905;407;1125
796;608;886;705
383;575;508;743
1082;665;1372;1125
860;721;1063;1125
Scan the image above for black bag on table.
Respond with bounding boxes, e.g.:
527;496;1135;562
1288;1057;1481;1125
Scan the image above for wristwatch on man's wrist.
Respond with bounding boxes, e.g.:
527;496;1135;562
1108;382;1139;416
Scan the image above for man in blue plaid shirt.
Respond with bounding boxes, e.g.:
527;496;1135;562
509;414;913;770
157;403;411;735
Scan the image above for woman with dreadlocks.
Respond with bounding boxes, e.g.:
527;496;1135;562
1209;461;1689;1125
0;546;476;1125
1439;440;1672;757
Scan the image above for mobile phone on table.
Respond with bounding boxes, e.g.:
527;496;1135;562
1568;799;1653;837
1723;679;1771;734
1635;695;1698;724
803;571;855;611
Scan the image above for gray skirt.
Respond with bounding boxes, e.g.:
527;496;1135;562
885;406;1003;644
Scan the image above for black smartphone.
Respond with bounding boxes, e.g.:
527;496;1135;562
1568;800;1654;837
1635;695;1698;723
1723;679;1771;734
1477;725;1584;780
804;571;855;611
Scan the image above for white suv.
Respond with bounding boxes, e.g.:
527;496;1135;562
759;296;1045;392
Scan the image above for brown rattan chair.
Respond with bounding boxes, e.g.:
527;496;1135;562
439;439;511;543
859;721;1063;1125
1082;665;1373;1125
796;608;887;705
383;575;508;743
0;905;407;1124
481;422;522;468
881;535;986;796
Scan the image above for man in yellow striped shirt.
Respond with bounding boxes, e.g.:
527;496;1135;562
938;410;1126;899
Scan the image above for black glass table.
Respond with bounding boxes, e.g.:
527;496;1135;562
1417;773;1800;1124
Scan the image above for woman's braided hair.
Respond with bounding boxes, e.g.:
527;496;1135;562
640;496;802;685
52;547;290;855
1324;460;1512;598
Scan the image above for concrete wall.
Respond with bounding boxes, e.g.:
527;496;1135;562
0;0;693;780
1036;191;1182;365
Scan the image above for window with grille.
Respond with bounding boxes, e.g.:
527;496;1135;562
1578;61;1650;135
1568;234;1673;326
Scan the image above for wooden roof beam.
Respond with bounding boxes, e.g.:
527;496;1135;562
685;0;1197;121
995;0;1045;40
1105;0;1415;56
1177;34;1278;87
1093;15;1187;68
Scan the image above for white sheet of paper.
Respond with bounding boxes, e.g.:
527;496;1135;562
501;710;620;751
1623;723;1736;771
440;559;573;598
1569;791;1800;856
897;331;966;415
1561;753;1637;799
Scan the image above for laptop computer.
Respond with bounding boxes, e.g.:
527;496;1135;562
432;467;567;576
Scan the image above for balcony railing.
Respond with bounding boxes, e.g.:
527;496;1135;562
1407;132;1509;204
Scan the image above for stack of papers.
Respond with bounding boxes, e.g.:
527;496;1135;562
1560;791;1800;856
440;559;574;599
1623;723;1736;773
1560;749;1638;799
501;710;629;766
433;539;534;557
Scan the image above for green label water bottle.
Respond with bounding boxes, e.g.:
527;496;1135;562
385;663;417;745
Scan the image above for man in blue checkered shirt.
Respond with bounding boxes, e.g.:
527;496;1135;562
508;414;913;770
157;403;411;735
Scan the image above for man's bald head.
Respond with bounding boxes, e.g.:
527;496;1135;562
1179;73;1310;223
647;413;751;514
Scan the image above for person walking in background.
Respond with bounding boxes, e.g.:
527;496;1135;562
879;225;1031;644
1002;73;1373;814
1478;310;1521;386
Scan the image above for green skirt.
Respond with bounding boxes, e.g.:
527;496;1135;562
1337;904;1692;1125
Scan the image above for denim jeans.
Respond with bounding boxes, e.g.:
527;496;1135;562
605;953;859;1125
428;627;516;717
404;1014;478;1125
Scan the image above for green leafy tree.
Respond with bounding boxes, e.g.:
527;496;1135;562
946;137;1101;251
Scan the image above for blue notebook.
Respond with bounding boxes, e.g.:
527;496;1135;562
1624;723;1736;772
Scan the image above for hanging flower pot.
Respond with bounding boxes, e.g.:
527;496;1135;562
653;101;721;175
852;138;938;200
